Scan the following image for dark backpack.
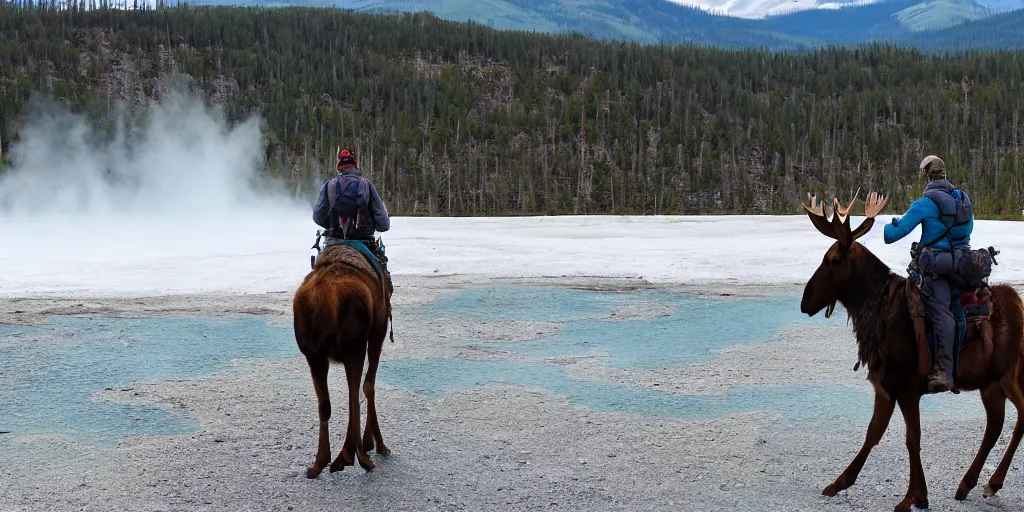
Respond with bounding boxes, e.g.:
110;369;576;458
327;174;366;238
919;186;997;289
953;246;996;289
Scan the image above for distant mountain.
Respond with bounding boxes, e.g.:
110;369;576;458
908;5;1024;48
188;0;1024;50
894;0;990;30
189;0;819;49
759;0;993;42
974;0;1024;12
667;0;871;19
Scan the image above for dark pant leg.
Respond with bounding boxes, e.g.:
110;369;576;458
922;275;955;379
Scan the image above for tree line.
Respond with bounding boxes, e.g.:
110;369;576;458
0;3;1023;218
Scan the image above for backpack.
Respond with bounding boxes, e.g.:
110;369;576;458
953;246;996;289
327;174;366;239
922;187;972;248
919;186;996;289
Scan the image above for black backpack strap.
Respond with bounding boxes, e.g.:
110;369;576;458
922;230;951;249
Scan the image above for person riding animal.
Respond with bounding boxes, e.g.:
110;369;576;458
884;155;975;395
312;148;394;295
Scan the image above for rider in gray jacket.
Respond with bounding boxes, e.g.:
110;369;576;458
312;148;393;294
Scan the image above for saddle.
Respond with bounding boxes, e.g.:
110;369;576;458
311;231;389;290
906;279;993;382
322;239;388;285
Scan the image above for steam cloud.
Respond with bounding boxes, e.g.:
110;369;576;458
0;88;304;220
0;88;319;296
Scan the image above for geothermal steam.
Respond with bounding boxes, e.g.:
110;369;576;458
0;90;317;296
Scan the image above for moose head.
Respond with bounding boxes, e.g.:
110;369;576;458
799;188;890;319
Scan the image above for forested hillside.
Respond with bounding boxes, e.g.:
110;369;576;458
1;4;1023;217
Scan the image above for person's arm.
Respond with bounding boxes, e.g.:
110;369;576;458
312;180;331;229
883;198;931;244
366;181;390;232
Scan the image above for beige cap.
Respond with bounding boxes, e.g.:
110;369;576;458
920;155;945;178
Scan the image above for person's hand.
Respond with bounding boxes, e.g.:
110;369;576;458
863;191;888;219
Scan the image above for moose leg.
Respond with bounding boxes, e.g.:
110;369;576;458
956;384;1006;500
362;336;390;455
894;394;927;512
305;355;332;479
331;350;375;472
823;392;896;496
984;379;1024;497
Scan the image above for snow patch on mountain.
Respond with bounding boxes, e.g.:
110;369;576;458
666;0;879;18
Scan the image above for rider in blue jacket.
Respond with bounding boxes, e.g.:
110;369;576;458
884;155;974;394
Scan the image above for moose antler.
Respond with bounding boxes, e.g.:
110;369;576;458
802;192;851;247
850;191;889;241
803;188;889;247
835;187;860;223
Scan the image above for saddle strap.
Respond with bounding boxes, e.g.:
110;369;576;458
906;280;932;380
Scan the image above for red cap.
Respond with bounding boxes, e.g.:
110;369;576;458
337;149;356;169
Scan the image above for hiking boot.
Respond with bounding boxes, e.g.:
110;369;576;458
926;364;960;394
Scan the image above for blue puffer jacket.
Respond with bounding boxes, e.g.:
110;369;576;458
883;179;973;250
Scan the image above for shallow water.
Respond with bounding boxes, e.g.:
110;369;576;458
379;358;875;425
420;286;839;368
0;285;965;445
0;316;297;445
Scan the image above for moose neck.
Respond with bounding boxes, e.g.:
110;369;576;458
837;244;901;372
841;250;894;313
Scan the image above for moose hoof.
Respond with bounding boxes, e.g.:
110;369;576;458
914;497;929;509
893;501;913;512
376;443;391;456
955;484;972;501
983;483;1001;498
330;452;354;473
822;482;844;497
358;454;376;472
306;465;324;479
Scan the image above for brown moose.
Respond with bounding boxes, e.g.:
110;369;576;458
799;190;1024;511
292;243;392;478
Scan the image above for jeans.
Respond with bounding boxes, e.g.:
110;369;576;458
921;274;956;379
